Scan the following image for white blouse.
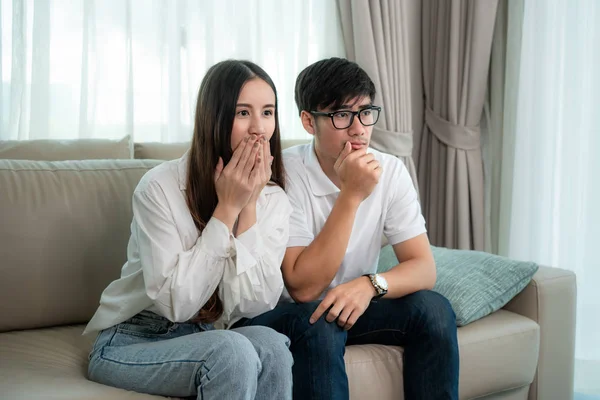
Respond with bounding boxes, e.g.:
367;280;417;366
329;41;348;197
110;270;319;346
83;151;291;335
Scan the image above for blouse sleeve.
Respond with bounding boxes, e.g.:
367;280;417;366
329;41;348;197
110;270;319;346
219;188;292;327
133;182;234;322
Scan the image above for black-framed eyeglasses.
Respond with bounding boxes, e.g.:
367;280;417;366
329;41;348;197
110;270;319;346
310;106;382;129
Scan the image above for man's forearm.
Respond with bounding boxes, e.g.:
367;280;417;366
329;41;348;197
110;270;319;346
380;257;436;298
287;192;360;302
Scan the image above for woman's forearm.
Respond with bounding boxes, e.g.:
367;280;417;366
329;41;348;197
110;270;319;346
235;202;257;236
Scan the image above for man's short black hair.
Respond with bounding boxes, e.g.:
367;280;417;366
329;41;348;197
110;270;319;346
294;57;376;115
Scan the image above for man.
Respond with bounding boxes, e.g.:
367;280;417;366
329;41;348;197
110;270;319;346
235;57;459;400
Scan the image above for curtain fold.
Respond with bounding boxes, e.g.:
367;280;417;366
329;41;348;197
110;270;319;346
338;0;418;188
0;0;345;142
417;0;498;250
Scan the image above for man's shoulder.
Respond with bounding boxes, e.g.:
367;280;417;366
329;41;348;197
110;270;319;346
368;148;416;199
283;143;309;162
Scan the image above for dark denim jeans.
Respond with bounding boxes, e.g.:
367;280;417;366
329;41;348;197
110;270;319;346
234;290;459;400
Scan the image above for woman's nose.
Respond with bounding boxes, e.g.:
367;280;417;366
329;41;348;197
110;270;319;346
249;116;265;135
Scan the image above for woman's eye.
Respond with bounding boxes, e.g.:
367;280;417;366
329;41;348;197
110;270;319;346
263;110;274;116
237;110;250;117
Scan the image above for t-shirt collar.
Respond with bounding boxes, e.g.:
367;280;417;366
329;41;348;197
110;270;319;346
304;141;341;197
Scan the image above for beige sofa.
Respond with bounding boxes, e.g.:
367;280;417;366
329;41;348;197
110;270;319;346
0;137;576;400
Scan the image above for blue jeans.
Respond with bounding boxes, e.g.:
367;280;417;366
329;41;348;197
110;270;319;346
87;311;293;399
234;290;459;400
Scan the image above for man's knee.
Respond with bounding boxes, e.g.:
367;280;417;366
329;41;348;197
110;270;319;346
408;290;457;341
283;301;348;349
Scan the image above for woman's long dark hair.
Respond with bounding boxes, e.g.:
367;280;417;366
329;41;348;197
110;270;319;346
187;60;285;323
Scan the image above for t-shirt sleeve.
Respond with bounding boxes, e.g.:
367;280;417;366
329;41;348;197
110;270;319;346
284;164;315;248
384;158;427;245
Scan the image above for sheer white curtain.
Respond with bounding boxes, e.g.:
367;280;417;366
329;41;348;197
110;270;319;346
0;0;345;142
496;0;599;395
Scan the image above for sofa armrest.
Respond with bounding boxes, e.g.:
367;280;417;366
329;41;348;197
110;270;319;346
502;266;576;400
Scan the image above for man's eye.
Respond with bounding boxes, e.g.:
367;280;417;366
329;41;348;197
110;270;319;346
361;110;372;116
335;112;349;118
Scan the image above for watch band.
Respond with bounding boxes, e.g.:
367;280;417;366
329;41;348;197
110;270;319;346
363;273;387;298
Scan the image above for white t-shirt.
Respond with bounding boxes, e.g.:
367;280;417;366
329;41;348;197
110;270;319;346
84;150;292;334
280;142;426;302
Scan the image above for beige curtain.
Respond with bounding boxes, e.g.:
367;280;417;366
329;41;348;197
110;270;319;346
486;0;523;256
338;0;418;188
417;0;498;250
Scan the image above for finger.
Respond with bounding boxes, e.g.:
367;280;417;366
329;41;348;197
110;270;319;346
347;147;367;160
235;136;257;171
343;311;358;330
310;297;334;324
340;147;366;169
337;306;353;327
367;160;380;170
243;140;260;176
268;156;274;179
361;153;375;164
214;157;224;182
326;302;344;323
228;136;250;168
260;142;271;181
252;150;263;182
263;137;271;174
334;141;352;170
258;139;265;165
249;158;261;184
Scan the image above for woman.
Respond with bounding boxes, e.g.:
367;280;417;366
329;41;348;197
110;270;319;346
84;60;293;400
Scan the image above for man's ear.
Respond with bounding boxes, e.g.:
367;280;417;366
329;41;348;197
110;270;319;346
300;110;316;136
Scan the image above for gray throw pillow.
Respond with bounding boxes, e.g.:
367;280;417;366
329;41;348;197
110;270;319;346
377;245;538;326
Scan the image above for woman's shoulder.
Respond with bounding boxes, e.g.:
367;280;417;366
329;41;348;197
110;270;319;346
134;159;180;196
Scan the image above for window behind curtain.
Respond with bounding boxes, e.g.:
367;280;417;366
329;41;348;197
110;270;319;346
0;0;345;142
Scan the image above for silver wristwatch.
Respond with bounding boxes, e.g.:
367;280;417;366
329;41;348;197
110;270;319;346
364;273;388;298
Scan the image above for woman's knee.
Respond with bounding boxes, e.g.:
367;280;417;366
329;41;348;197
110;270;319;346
237;326;294;373
205;330;261;377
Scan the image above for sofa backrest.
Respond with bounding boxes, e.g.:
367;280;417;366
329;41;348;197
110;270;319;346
0;136;132;160
0;137;311;332
0;159;160;332
134;139;311;160
0;137;310;162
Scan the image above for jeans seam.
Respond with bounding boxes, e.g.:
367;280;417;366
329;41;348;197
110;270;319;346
99;353;208;367
106;327;118;347
349;328;406;339
114;328;171;339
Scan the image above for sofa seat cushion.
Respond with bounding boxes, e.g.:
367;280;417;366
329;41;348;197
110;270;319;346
346;309;539;400
0;325;166;399
0;309;539;400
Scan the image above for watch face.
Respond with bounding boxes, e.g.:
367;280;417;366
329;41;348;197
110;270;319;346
375;275;388;290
